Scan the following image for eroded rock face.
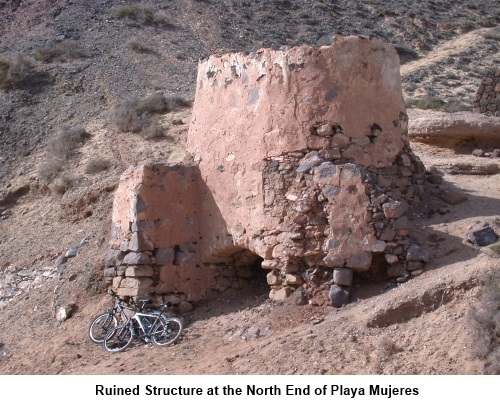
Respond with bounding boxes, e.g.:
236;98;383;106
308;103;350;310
105;36;427;304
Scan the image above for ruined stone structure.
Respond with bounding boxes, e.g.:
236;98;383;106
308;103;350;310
473;69;500;117
104;36;427;306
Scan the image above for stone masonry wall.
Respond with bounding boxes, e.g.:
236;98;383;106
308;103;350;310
105;36;429;306
473;69;500;117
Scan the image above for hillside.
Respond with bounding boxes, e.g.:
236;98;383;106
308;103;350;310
0;0;499;375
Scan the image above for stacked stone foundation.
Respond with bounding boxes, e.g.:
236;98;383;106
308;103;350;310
473;69;500;117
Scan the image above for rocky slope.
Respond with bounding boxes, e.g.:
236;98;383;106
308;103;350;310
0;0;499;375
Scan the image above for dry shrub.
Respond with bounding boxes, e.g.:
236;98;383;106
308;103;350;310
467;271;500;374
113;93;189;139
38;158;64;184
377;336;399;359
46;126;90;159
35;40;90;63
110;4;164;25
85;158;111;174
0;53;34;90
405;95;444;110
126;38;150;53
51;173;76;195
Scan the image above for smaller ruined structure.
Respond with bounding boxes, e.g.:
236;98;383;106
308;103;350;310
104;36;429;307
473;69;500;117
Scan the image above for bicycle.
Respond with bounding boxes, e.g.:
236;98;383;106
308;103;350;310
103;300;183;352
88;291;135;344
88;292;172;344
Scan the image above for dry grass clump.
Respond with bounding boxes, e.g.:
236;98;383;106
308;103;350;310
377;336;399;359
405;94;444;110
113;93;190;139
35;40;90;63
38;127;90;188
0;53;34;90
110;4;166;26
126;38;151;53
85;158;111;175
46;126;90;160
467;271;500;375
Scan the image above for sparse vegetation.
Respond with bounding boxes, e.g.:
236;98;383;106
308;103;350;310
0;53;35;90
467;271;500;375
112;93;190;139
35;40;90;63
377;336;399;359
405;95;445;110
126;38;150;53
51;173;76;195
110;4;166;26
38;127;90;186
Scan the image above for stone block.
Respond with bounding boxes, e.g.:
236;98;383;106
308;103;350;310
267;271;281;286
122;252;151;265
328;285;350;307
269;287;292;301
406;244;430;263
387;263;409;278
285;273;304;285
125;266;154;278
382;200;408;219
333;267;353;286
346;251;372;271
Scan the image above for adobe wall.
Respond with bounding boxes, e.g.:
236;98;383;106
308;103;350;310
105;36;428;305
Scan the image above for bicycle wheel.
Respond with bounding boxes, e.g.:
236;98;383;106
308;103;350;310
151;317;183;346
103;324;134;352
88;312;118;344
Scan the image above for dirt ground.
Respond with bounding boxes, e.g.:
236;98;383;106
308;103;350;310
0;136;499;375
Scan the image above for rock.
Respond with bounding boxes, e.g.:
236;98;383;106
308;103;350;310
122;252;151;265
382;200;408;219
472;149;486;157
466;225;498;246
384;254;399;265
406;244;430;263
387;264;409;278
333;268;353;286
56;304;74;322
492;149;500;158
345;252;372;271
266;271;280;285
371;240;387;253
328;285;350;307
177;301;193;313
439;190;467;205
285;273;304;285
426;174;443;185
125;266;154;278
64;248;78;258
296;153;324;173
406;261;423;271
269;287;292;301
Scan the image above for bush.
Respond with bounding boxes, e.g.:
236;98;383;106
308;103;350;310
51;173;75;195
110;4;165;25
46;126;90;159
85;158;111;174
405;95;445;110
112;93;190;138
35;40;90;63
39;127;90;184
0;53;34;90
126;38;150;53
467;271;500;374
